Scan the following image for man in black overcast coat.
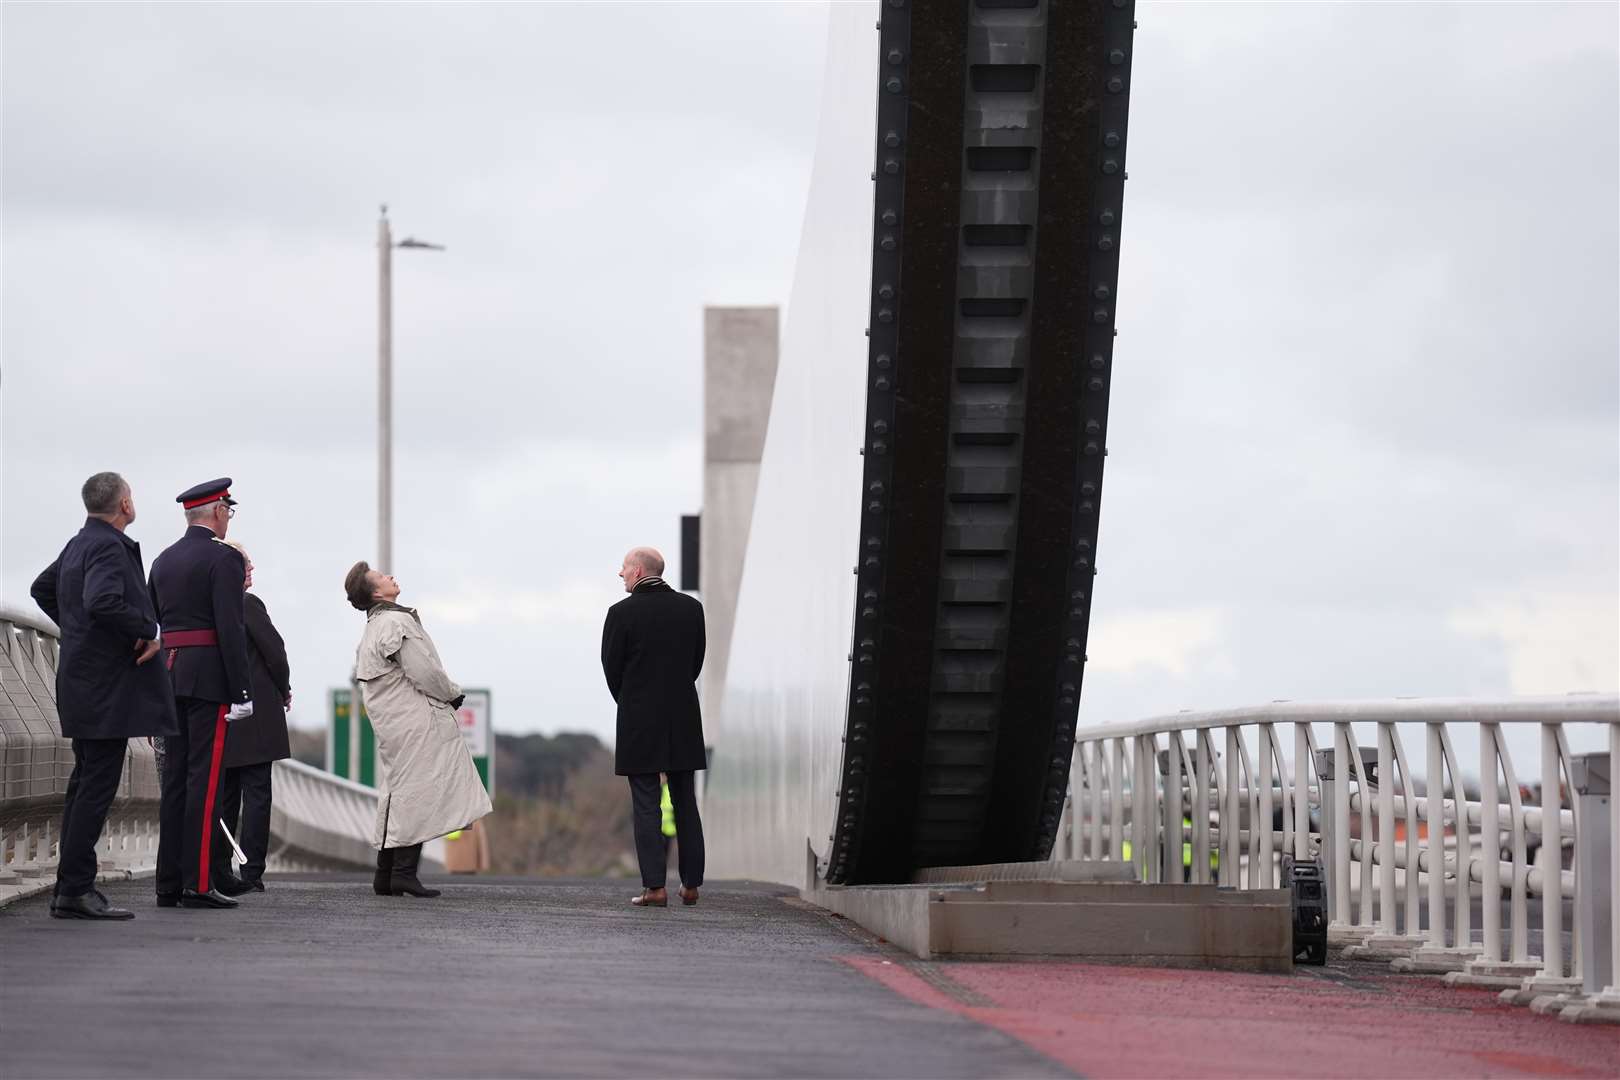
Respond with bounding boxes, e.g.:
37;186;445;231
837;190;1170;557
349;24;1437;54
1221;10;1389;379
601;546;706;908
31;472;177;920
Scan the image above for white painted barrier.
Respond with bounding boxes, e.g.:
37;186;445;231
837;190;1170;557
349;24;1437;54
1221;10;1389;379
1061;695;1620;1020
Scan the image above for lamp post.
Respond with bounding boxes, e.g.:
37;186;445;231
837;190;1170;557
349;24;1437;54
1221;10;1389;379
376;204;444;572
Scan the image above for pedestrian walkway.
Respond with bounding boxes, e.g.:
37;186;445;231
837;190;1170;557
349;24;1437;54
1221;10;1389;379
2;876;1615;1078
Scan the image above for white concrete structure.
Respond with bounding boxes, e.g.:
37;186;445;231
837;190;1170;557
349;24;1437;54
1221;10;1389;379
700;307;779;735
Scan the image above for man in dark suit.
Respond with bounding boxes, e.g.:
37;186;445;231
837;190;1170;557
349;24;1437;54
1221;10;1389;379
31;472;178;920
215;539;292;892
601;546;707;908
148;478;254;909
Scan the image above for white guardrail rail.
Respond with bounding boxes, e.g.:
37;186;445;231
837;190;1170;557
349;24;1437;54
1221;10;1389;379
1;601;436;908
1057;695;1620;1023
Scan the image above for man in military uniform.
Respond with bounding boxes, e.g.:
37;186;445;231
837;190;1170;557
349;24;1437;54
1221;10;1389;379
148;479;254;909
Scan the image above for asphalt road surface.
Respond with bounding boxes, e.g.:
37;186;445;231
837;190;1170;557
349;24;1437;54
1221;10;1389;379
2;875;1615;1079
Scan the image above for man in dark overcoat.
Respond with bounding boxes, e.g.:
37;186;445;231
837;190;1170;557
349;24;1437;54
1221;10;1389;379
215;538;291;891
601;546;707;908
30;471;176;920
148;478;254;909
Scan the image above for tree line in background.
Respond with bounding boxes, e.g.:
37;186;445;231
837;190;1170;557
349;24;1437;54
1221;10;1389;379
288;728;634;876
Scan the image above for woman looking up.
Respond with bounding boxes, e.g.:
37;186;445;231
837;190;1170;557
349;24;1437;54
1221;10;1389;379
343;561;492;898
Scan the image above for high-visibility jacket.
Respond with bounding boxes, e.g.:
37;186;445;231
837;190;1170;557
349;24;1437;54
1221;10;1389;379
1121;817;1219;872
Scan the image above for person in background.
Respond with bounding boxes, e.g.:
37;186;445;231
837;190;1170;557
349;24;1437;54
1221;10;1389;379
601;546;707;909
31;472;176;920
148;478;254;910
343;561;492;898
214;538;291;892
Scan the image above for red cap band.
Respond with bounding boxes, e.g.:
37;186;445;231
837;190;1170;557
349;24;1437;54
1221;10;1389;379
182;489;229;509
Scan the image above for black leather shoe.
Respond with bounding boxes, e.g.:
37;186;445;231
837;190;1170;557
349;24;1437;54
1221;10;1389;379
179;888;239;909
245;879;265;892
52;892;135;920
156;893;180;908
213;873;255;898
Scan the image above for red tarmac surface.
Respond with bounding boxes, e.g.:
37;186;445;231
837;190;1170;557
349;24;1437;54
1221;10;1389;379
846;954;1620;1079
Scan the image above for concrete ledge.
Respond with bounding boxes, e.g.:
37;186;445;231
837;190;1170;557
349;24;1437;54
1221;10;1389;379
0;864;154;910
802;850;1291;971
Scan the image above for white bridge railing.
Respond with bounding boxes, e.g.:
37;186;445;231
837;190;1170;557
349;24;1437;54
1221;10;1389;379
2;601;429;907
1057;695;1620;1020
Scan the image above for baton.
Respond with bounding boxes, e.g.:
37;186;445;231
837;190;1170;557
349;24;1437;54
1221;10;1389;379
218;817;248;866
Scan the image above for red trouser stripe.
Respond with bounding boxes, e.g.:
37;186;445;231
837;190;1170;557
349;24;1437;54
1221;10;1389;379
197;705;228;889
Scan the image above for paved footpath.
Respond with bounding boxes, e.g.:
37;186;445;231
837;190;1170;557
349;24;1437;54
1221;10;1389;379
2;875;1616;1079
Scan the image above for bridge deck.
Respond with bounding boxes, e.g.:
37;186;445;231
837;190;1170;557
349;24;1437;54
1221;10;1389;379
3;876;1615;1078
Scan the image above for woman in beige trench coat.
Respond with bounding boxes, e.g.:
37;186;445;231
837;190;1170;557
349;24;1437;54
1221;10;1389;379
343;561;492;898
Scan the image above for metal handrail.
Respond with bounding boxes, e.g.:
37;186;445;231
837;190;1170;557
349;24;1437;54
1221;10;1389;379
1058;694;1620;1012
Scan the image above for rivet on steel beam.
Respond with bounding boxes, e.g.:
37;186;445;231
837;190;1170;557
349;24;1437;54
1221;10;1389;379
885;76;903;94
871;440;887;455
1087;376;1104;393
1102;159;1119;175
887;48;904;64
1070;607;1085;618
1099;209;1116;226
1089;354;1106;371
1081;481;1097;496
1093;283;1110;300
878;283;894;299
1092;307;1109;324
1112;0;1127;8
1071;590;1086;602
869;500;883;513
1107;77;1125;93
884;131;902;148
867;482;884;495
861;607;877;620
876;353;892;369
1084;441;1101;456
864;555;881;569
1103;131;1121;149
878;307;894;322
882;208;897;225
1109;48;1126;65
875;376;891;391
1098;235;1114;252
1080;499;1096;514
883;158;900;175
1085;419;1101;435
879;234;897;251
865;535;882;549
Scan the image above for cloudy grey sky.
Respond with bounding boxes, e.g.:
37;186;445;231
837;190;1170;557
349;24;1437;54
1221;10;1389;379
3;1;1616;751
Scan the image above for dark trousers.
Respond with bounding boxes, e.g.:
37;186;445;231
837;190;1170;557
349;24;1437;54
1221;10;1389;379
218;762;273;882
628;771;703;889
54;738;128;896
156;697;230;896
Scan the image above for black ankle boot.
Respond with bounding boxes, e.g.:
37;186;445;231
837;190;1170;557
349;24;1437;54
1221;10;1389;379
373;847;395;896
388;844;440;898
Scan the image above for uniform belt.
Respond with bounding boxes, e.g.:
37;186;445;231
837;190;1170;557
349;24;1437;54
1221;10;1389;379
161;629;218;648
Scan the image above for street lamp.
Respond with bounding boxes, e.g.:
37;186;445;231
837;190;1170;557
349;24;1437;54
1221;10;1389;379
376;204;445;573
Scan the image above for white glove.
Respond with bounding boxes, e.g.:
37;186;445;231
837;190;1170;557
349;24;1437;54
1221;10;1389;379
226;702;254;723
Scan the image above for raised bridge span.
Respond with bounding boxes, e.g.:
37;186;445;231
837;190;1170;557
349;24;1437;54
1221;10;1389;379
4;2;1620;1075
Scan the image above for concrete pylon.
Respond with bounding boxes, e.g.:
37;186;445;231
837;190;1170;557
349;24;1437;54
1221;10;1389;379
700;306;780;736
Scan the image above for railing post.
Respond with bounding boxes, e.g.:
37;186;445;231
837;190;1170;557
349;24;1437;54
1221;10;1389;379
1567;753;1613;1012
1089;741;1104;861
1222;727;1239;887
1294;722;1311;861
1164;731;1183;884
1109;737;1125;864
1480;723;1502;962
1258;724;1275;888
1377;722;1396;934
1426;722;1447;948
1193;730;1211;885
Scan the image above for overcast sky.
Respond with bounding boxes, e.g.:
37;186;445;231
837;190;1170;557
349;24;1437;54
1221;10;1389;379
3;2;1616;751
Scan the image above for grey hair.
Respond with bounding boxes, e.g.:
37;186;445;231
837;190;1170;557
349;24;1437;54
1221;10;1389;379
81;472;127;516
184;502;219;523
